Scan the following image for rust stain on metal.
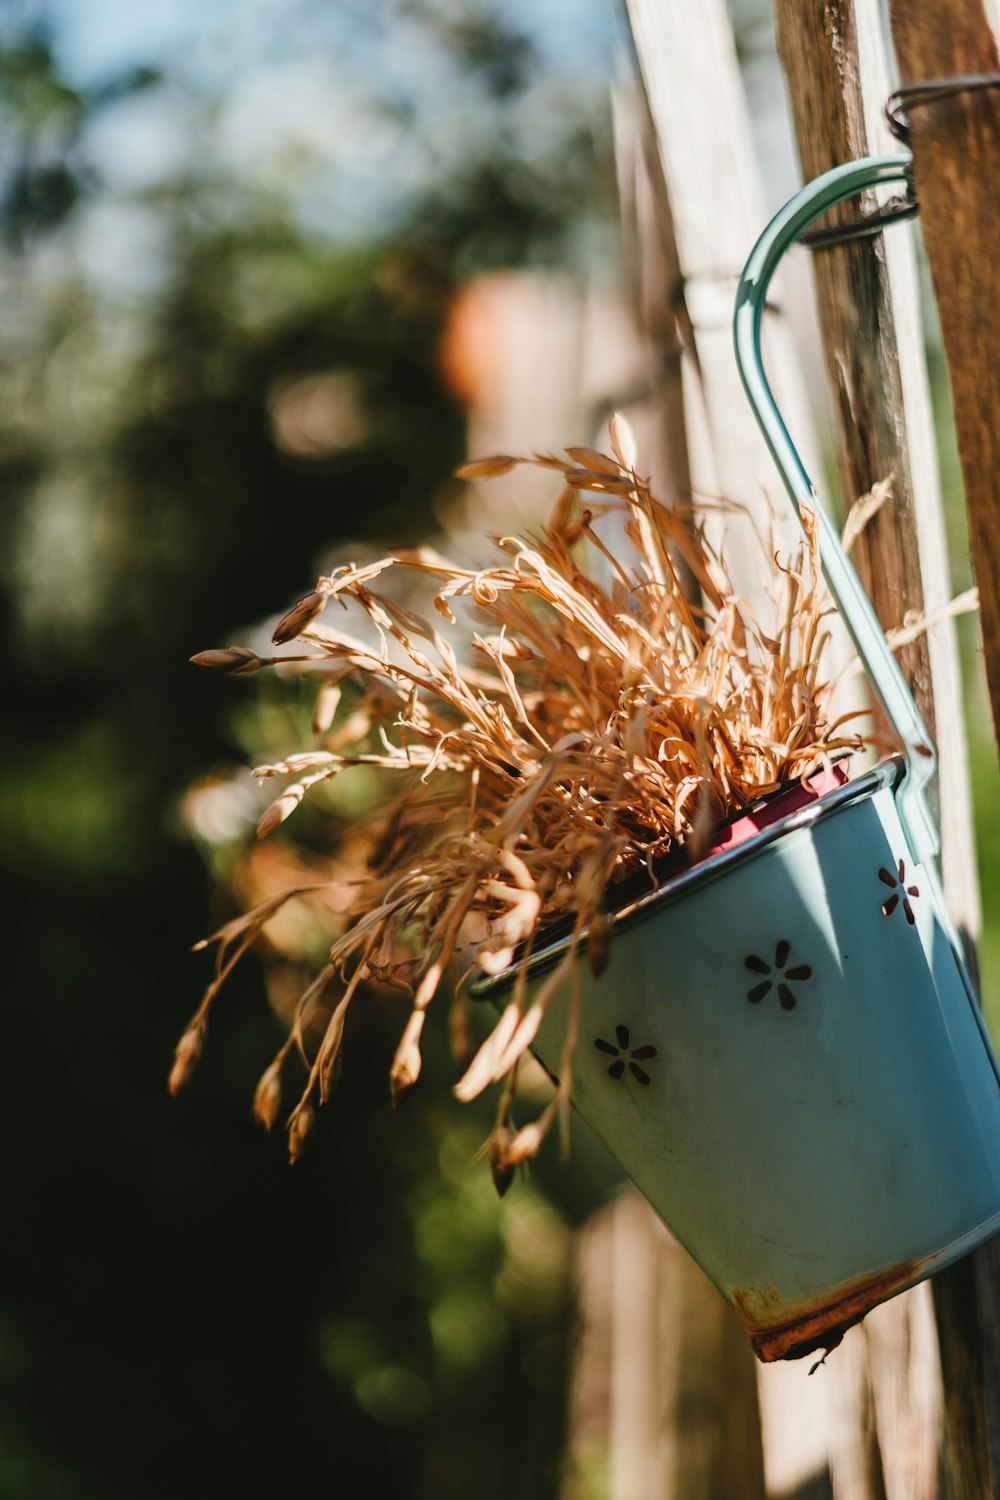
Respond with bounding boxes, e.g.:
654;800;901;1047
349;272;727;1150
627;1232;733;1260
733;1255;928;1363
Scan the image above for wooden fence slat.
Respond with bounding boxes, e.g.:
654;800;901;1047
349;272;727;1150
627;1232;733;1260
888;0;1000;747
885;5;1000;1496
624;0;824;583
609;79;691;520
864;1288;942;1500
772;0;980;952
771;10;998;1496
621;4;865;1494
561;1192;766;1500
773;0;934;723
603;5;996;1496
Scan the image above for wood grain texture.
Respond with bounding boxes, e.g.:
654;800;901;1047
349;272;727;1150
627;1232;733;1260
774;0;932;718
624;0;824;583
932;1251;996;1500
890;0;1000;747
773;0;981;952
612;10;849;1494
773;9;984;1498
888;5;1000;1492
609;79;693;526
561;1192;766;1500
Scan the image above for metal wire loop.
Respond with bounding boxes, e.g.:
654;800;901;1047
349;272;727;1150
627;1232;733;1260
798;187;918;250
797;77;1000;250
886;73;1000;142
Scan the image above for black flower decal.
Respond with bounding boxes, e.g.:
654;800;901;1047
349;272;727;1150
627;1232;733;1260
744;939;812;1010
594;1024;657;1085
878;859;919;925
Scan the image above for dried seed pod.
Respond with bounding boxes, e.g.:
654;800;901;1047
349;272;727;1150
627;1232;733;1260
454;455;518;481
253;1063;282;1131
272;590;327;646
488;1125;516;1199
312;680;342;737
190;647;262;674
497;1116;547;1169
257;785;305;839
564;446;622;476
390;1011;425;1101
563;470;634;494
553;881;574;910
609;410;639;473
168;1024;204;1096
288;1104;316;1163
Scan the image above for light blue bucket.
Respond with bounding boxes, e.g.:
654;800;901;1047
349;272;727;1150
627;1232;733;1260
472;156;1000;1363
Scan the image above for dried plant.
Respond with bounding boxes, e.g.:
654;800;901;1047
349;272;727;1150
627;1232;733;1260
173;414;868;1185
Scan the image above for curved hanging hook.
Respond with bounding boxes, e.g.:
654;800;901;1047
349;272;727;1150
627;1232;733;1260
733;152;938;866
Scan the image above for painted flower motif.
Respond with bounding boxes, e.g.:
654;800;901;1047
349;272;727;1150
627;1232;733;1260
744;940;811;1010
594;1024;657;1085
878;859;919;925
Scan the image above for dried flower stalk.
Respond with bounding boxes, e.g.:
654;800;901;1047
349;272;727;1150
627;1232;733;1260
175;416;868;1181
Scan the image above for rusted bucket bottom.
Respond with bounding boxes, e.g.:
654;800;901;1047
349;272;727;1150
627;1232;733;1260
741;1208;1000;1362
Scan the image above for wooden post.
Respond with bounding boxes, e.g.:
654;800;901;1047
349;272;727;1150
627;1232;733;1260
774;4;995;1496
887;6;1000;1497
560;64;773;1500
888;0;1000;748
561;1191;766;1500
609;79;692;522
771;0;980;953
624;0;826;583
613;1;997;1493
619;4;862;1495
772;0;933;717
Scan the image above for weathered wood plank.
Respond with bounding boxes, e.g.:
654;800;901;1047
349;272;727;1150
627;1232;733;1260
622;4;850;1494
624;0;824;576
932;1259;994;1500
561;1191;766;1500
772;0;980;950
609;78;692;526
883;10;1000;1499
774;0;935;721
863;1287;942;1500
776;6;991;1497
889;0;1000;747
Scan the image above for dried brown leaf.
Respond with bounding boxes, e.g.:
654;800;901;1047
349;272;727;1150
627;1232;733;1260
190;647;263;674
609;411;639;473
455;455;519;481
272;590;328;646
185;416;875;1182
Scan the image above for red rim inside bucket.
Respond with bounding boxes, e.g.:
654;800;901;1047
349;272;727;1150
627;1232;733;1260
703;761;848;860
471;760;854;999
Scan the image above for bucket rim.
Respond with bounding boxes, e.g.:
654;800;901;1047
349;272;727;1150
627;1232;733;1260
470;754;906;1000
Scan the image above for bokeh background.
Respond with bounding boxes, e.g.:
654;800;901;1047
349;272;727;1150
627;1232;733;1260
1;1;996;1496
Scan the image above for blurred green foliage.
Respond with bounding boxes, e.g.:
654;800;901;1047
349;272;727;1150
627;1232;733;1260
924;330;1000;1030
0;5;617;1496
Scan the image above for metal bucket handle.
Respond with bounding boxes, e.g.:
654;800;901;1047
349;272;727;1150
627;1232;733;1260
733;152;937;866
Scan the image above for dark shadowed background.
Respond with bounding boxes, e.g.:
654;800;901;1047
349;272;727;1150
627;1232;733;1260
0;3;621;1494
